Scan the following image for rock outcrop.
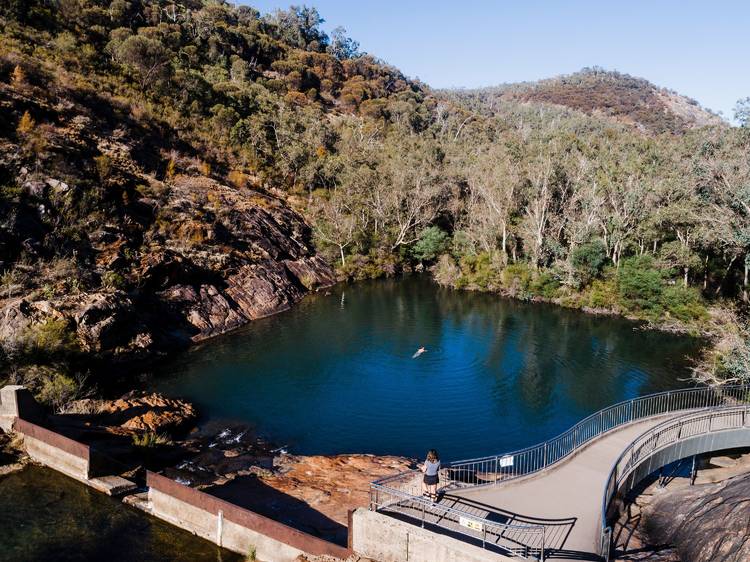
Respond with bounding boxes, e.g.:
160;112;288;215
640;473;750;562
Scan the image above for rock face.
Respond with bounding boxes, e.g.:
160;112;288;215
0;173;335;362
641;473;750;562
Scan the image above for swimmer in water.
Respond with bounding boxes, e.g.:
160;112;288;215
412;346;427;358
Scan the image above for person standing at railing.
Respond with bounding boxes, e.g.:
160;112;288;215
421;449;441;501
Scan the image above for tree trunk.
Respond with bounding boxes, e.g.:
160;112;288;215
744;259;749;302
703;255;709;290
501;223;507;264
684;266;689;287
340;246;346;267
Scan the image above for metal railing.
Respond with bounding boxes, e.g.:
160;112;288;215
370;384;750;560
440;385;750;490
370;479;548;560
599;404;750;560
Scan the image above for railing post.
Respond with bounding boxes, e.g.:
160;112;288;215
543;442;548;467
422;500;425;528
541;528;546;562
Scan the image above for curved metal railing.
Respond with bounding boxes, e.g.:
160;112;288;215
439;384;750;490
599;404;750;560
371;384;750;560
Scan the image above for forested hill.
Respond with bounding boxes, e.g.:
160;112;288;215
444;68;725;134
1;1;749;407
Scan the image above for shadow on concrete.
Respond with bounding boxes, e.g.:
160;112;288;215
440;493;577;551
203;476;348;546
381;491;588;560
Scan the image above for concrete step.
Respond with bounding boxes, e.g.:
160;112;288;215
88;475;138;497
123;491;152;514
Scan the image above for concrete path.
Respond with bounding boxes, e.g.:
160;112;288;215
451;415;683;557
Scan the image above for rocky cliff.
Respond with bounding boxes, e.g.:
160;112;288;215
0;70;334;379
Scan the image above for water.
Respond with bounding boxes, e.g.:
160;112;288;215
153;277;702;460
0;465;241;562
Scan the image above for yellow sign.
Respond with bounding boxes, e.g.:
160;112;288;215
459;516;484;532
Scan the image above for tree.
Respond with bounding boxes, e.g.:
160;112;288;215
310;186;358;266
267;6;328;51
114;34;172;91
329;27;360;60
734;97;750;128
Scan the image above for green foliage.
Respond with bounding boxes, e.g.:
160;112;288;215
530;270;561;298
101;270;126;291
27;319;77;357
661;286;708;322
457;253;501;290
571;240;608;285
586;278;619;309
616;255;665;316
411;227;450;263
501;263;533;295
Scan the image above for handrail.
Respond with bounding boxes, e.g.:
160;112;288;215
426;385;749;490
599;404;750;559
370;384;750;560
370;481;547;560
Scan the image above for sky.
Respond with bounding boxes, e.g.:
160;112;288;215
242;0;749;121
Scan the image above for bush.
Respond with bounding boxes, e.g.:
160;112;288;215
570;240;608;285
458;253;501;290
661;286;708;322
411;226;450;263
27;319;77;357
432;254;460;286
587;278;619;309
132;432;172;448
617;255;664;316
501;262;533;296
530;270;561;298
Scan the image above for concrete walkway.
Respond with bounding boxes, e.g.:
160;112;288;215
451;415;684;557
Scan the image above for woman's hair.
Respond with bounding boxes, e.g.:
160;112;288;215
427;449;439;462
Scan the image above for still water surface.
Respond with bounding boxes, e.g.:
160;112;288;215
154;277;702;460
0;465;240;561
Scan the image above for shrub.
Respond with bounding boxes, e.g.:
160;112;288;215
432;254;460;287
587;278;619;309
27;319;77;356
101;270;126;290
570;240;608;285
411;226;450;263
459;253;501;290
132;432;172;448
616;255;664;315
501;262;533;295
661;286;708;322
530;270;561;298
37;371;85;412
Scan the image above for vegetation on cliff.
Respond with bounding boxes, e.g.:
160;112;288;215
1;1;749;407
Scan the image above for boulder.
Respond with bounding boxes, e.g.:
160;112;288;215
642;472;750;562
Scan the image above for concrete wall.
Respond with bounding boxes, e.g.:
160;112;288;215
351;508;514;562
0;385;43;432
12;418;91;481
147;471;352;561
22;434;91;482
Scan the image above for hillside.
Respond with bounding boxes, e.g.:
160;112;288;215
444;68;724;134
0;2;749;408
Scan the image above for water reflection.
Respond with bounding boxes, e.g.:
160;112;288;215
153;277;702;460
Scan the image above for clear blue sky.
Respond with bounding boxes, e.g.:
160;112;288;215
242;0;748;120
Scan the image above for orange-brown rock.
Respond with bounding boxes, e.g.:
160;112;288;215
262;454;413;527
98;392;196;434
